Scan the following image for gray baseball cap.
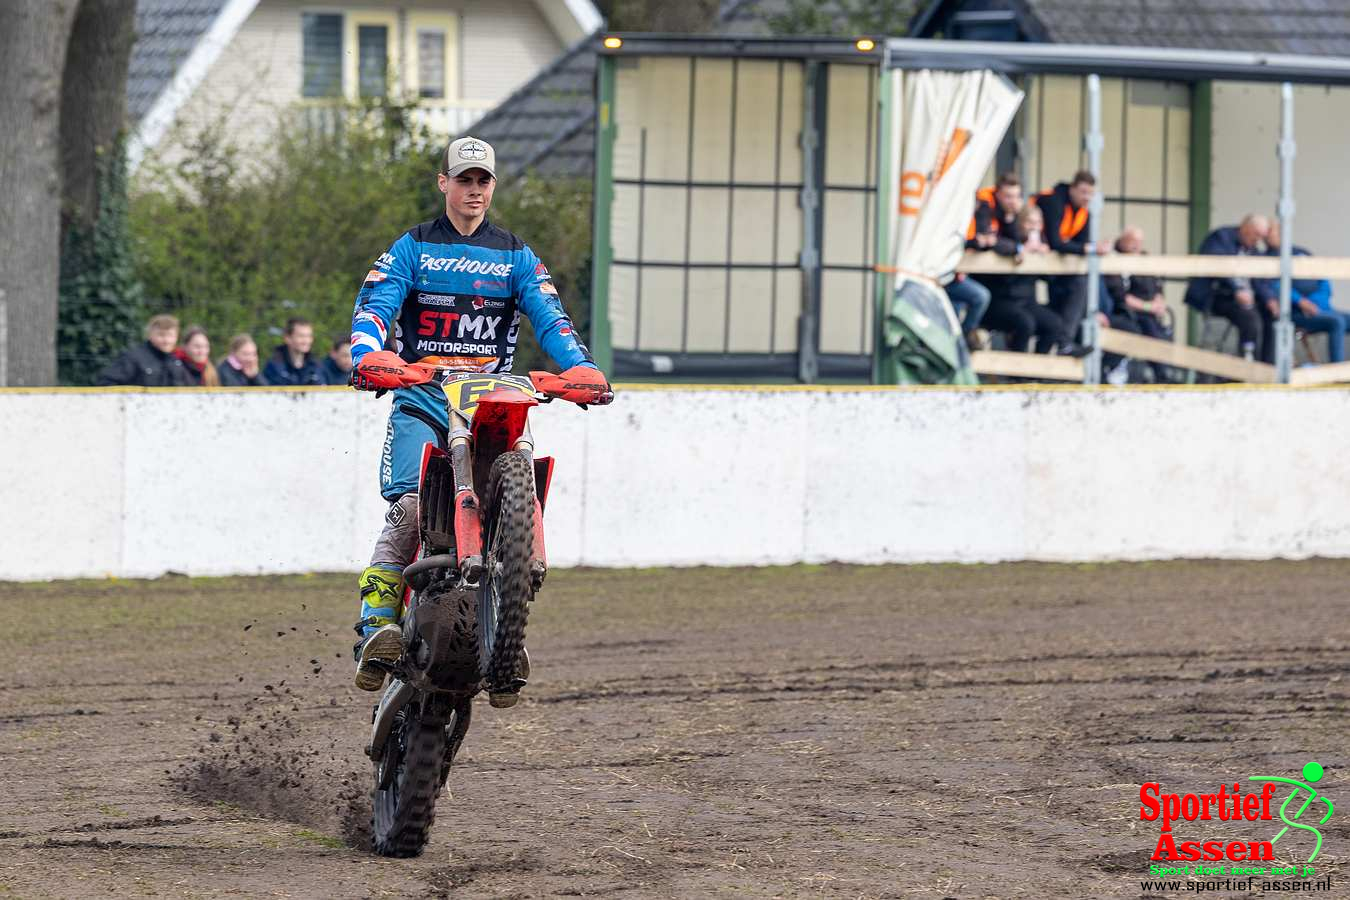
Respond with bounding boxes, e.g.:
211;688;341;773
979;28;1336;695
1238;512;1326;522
442;136;496;178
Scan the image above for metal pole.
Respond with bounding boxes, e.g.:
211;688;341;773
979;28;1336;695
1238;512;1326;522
589;55;617;376
1275;82;1296;383
797;61;826;384
870;51;895;384
1081;74;1103;385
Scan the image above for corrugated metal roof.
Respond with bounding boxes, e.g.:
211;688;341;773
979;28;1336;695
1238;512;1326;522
127;0;228;126
1027;0;1350;56
912;0;1350;56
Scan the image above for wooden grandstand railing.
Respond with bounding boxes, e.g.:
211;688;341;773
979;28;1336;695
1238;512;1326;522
955;252;1350;280
970;350;1084;382
942;252;1350;384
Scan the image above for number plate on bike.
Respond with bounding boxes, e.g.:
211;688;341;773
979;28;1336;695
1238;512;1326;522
442;374;534;421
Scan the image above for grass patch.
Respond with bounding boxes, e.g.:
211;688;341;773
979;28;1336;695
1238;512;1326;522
294;828;345;849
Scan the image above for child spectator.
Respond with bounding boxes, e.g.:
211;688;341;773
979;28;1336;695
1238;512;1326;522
217;334;265;386
979;205;1077;354
320;337;353;385
176;327;220;386
262;317;322;386
96;314;191;387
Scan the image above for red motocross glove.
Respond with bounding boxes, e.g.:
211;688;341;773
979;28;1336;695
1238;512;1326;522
351;350;418;392
530;365;614;406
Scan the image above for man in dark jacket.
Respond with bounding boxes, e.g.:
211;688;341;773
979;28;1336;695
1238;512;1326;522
1035;170;1113;346
1103;226;1170;341
262;317;322;386
96;314;191;387
1183;214;1270;360
319;337;353;385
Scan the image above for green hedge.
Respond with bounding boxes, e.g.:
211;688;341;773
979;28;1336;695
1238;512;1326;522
129;102;591;372
59;140;146;384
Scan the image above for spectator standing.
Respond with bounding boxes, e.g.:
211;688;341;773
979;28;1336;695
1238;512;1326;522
1035;170;1112;342
176;326;220;387
217;334;266;386
96;314;191;387
262;317;322;386
1184;214;1271;360
320;337;354;385
1256;223;1344;362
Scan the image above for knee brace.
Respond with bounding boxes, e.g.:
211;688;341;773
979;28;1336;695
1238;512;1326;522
370;493;419;570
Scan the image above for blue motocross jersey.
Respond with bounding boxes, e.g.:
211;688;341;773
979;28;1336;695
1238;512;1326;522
350;215;594;374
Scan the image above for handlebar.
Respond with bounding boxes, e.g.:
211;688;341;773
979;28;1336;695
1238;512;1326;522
390;360;608;407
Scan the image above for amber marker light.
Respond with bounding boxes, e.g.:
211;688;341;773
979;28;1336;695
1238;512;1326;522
603;36;623;49
855;38;876;52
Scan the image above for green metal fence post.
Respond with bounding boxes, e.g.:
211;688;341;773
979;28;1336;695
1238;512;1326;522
1186;79;1212;357
590;53;617;375
871;55;894;384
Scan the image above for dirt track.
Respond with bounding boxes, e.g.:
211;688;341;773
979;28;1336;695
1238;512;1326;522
0;561;1347;898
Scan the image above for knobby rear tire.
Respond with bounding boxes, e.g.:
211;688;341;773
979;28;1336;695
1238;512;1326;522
371;715;447;857
481;450;534;690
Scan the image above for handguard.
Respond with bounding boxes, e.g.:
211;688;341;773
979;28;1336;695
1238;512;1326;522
351;350;428;392
529;366;614;406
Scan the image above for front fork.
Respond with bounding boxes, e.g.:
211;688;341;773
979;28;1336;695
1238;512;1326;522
446;410;546;590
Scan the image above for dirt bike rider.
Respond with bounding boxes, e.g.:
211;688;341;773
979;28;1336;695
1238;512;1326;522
348;135;612;695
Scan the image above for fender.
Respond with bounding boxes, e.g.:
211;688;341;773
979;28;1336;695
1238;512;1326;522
533;456;554;509
470;388;538;451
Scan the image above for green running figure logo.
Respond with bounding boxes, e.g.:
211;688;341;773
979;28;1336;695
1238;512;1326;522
1249;762;1335;863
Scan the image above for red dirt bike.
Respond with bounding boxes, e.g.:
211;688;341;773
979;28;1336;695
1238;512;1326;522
361;355;607;857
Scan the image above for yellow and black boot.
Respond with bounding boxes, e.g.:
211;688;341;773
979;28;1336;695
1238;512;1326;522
353;566;405;691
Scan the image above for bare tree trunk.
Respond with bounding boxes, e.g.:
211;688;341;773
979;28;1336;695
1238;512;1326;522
61;0;136;230
0;0;79;386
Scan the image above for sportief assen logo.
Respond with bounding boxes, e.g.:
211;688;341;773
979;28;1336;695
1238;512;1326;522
1140;762;1334;884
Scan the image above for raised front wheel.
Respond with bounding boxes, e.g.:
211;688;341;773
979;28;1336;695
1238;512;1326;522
479;450;535;697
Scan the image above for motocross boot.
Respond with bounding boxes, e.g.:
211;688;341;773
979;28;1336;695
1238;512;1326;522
353;566;405;691
487;647;531;709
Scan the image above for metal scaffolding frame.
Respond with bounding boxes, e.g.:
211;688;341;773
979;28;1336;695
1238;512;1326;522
592;35;1350;383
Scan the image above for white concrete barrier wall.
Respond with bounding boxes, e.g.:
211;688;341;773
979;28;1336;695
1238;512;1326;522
4;386;1350;581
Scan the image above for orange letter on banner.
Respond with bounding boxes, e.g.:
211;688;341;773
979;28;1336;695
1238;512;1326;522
899;171;925;215
935;128;971;181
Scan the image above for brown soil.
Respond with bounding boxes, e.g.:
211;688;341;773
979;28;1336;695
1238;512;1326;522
0;561;1346;898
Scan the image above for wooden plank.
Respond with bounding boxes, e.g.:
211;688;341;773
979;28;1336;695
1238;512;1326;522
1099;328;1276;382
971;350;1084;382
1290;361;1350;386
946;252;1350;280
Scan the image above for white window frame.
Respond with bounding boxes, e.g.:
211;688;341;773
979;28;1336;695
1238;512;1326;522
342;9;400;100
407;11;459;103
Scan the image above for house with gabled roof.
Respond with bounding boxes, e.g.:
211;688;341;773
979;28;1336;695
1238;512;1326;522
127;0;603;171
